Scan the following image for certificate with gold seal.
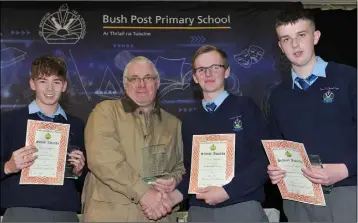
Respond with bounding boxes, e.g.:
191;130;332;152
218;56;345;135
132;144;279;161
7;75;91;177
20;120;70;185
188;134;235;194
262;140;326;206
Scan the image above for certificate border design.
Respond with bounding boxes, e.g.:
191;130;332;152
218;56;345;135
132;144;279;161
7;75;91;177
188;134;235;193
20;119;70;185
262;140;326;206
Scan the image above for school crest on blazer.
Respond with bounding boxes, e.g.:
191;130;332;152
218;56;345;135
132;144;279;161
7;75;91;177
321;87;339;104
230;115;243;131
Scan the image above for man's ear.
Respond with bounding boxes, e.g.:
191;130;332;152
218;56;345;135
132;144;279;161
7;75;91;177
313;30;321;45
193;73;199;84
62;81;68;92
30;78;36;90
156;76;160;90
224;67;230;79
278;41;284;53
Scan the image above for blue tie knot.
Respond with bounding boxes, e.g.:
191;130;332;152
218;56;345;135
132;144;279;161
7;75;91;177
295;74;317;90
36;111;55;122
206;102;217;113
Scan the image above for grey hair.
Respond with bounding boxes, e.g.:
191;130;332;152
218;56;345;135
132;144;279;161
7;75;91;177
122;56;160;85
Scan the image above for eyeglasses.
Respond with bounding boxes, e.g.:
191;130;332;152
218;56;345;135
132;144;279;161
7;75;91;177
125;76;157;84
193;64;226;76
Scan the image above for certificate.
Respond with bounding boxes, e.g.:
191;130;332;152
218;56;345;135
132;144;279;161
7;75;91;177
20;120;70;185
262;140;326;206
188;134;235;194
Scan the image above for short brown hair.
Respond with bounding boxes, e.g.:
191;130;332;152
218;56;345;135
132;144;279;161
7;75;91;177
191;45;229;72
30;56;67;81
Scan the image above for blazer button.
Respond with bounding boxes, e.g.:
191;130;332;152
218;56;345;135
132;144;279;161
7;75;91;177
139;111;143;115
131;198;135;201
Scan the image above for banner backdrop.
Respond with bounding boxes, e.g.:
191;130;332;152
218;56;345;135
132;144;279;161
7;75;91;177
0;2;298;121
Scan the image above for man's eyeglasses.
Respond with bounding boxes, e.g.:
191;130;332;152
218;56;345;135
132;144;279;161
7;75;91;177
125;76;157;84
193;64;226;75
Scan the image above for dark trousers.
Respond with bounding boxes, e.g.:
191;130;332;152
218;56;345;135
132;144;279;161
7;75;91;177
283;186;357;222
188;200;269;222
2;207;79;222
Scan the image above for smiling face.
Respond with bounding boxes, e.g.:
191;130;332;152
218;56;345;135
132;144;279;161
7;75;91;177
276;19;321;70
192;50;230;95
29;56;68;112
30;74;67;108
124;61;160;108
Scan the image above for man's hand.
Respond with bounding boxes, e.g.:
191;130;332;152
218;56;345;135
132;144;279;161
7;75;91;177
196;186;229;205
68;150;85;176
152;177;176;193
302;164;348;186
267;165;286;184
4;146;38;174
142;189;184;220
169;189;184;207
140;188;172;220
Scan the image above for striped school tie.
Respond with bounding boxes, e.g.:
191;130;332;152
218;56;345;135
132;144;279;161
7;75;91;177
205;102;217;113
295;74;317;90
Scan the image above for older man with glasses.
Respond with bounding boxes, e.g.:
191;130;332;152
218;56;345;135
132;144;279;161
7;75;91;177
82;56;185;222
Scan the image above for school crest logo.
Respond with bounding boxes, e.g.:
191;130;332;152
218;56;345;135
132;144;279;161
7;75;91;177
323;89;334;103
232;117;243;131
39;4;86;44
321;87;338;104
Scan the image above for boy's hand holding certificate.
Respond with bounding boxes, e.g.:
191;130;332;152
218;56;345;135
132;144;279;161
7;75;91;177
262;140;326;206
20;120;70;185
188;134;235;194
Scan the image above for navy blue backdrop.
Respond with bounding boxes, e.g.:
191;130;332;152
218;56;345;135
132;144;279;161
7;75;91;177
0;2;301;121
1;2;357;220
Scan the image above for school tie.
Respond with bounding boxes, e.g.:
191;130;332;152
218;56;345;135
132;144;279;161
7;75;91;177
36;111;63;122
205;102;217;113
295;74;317;90
36;111;54;122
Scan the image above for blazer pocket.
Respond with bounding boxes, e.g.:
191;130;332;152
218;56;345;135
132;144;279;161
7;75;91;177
152;144;166;153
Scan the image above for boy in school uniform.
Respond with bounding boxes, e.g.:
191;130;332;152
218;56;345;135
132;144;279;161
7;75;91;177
267;8;357;222
1;56;86;222
159;45;270;222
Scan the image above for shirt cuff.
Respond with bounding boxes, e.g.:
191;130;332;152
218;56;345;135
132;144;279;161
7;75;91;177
129;178;151;204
